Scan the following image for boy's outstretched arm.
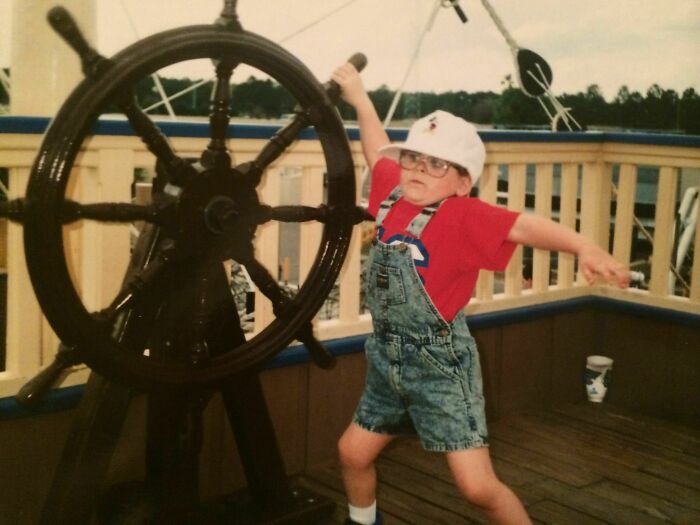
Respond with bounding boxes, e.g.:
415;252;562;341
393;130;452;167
331;62;389;170
507;213;630;288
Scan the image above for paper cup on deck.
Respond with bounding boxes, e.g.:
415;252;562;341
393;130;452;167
584;355;613;403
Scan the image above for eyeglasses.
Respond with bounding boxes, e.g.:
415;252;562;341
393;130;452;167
398;150;455;178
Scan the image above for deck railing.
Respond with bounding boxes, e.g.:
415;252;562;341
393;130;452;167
0;117;698;398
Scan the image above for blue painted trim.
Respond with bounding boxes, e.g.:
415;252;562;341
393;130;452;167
1;116;698;147
467;296;700;329
266;334;369;369
591;296;700;327
0;116;323;140
593;132;700;147
466;296;598;329
477;130;700;147
0;116;50;134
2;296;696;419
0;384;84;421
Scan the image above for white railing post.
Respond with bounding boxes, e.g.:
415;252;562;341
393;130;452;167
298;166;324;284
690;207;700;302
648;166;679;296
600;164;614;252
5;168;43;376
254;167;281;334
504;164;526;297
338;166;364;324
298;165;324;328
557;163;578;289
532;164;553;292
476;164;498;301
612;164;638;266
579;161;612;283
82;150;134;311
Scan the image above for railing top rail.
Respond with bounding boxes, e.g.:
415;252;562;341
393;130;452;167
1;115;700;148
479;130;700;147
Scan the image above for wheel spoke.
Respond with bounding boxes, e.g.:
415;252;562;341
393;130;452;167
0;198;170;226
237;252;288;309
215;0;243;30
237;109;312;187
15;342;82;406
236;253;335;369
99;240;179;321
248;204;373;226
188;258;222;366
52;6;196;187
119;95;197;186
235;53;366;188
269;204;329;223
48;7;110;79
0;198;27;223
60;200;163;224
201;60;237;169
248;204;329;225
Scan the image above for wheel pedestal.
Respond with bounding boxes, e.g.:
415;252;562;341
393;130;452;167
40;248;333;524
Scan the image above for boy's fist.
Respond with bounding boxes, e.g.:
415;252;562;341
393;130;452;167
578;243;630;288
331;62;369;107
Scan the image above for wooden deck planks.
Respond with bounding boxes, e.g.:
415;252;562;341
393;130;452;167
510;410;700;470
525;478;670;525
303;403;700;524
550;403;700;457
585;480;700;524
527;499;608;525
506;411;700;493
489;438;604;488
490;422;700;511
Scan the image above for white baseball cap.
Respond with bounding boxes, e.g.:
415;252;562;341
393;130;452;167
378;110;486;183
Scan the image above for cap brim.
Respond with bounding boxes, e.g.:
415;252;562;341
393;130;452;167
377;143;403;161
377;143;481;183
378;142;453;162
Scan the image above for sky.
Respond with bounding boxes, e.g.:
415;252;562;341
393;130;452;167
1;0;699;101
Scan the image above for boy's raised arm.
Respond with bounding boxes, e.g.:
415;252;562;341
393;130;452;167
332;62;390;170
507;213;630;288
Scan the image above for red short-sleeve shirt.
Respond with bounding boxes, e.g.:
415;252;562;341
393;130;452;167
368;157;519;321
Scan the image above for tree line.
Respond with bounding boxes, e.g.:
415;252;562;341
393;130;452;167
146;74;699;134
2;71;699;134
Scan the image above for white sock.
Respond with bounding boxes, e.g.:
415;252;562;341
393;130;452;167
348;501;377;525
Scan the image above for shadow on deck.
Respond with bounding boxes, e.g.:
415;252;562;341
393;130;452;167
297;403;700;524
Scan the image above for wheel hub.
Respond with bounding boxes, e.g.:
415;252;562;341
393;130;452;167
173;164;259;258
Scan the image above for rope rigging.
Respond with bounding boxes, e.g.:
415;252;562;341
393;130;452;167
137;0;361;115
478;0;581;131
120;0;578;132
119;0;177;119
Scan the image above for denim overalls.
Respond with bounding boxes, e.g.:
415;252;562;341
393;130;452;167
353;187;489;451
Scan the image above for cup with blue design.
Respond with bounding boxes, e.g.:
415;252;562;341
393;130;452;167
584;355;613;403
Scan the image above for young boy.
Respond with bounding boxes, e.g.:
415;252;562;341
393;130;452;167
331;63;629;525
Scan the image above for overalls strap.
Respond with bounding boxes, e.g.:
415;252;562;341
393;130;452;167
375;186;403;227
375;186;448;239
405;200;445;238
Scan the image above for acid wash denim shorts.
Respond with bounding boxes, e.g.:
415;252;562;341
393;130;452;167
353;317;489;452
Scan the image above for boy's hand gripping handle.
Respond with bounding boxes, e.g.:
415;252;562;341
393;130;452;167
325;52;368;103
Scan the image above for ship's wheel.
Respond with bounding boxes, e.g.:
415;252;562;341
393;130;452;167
1;2;372;523
8;4;367;396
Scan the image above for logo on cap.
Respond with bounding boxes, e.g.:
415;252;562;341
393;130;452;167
425;115;438;132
